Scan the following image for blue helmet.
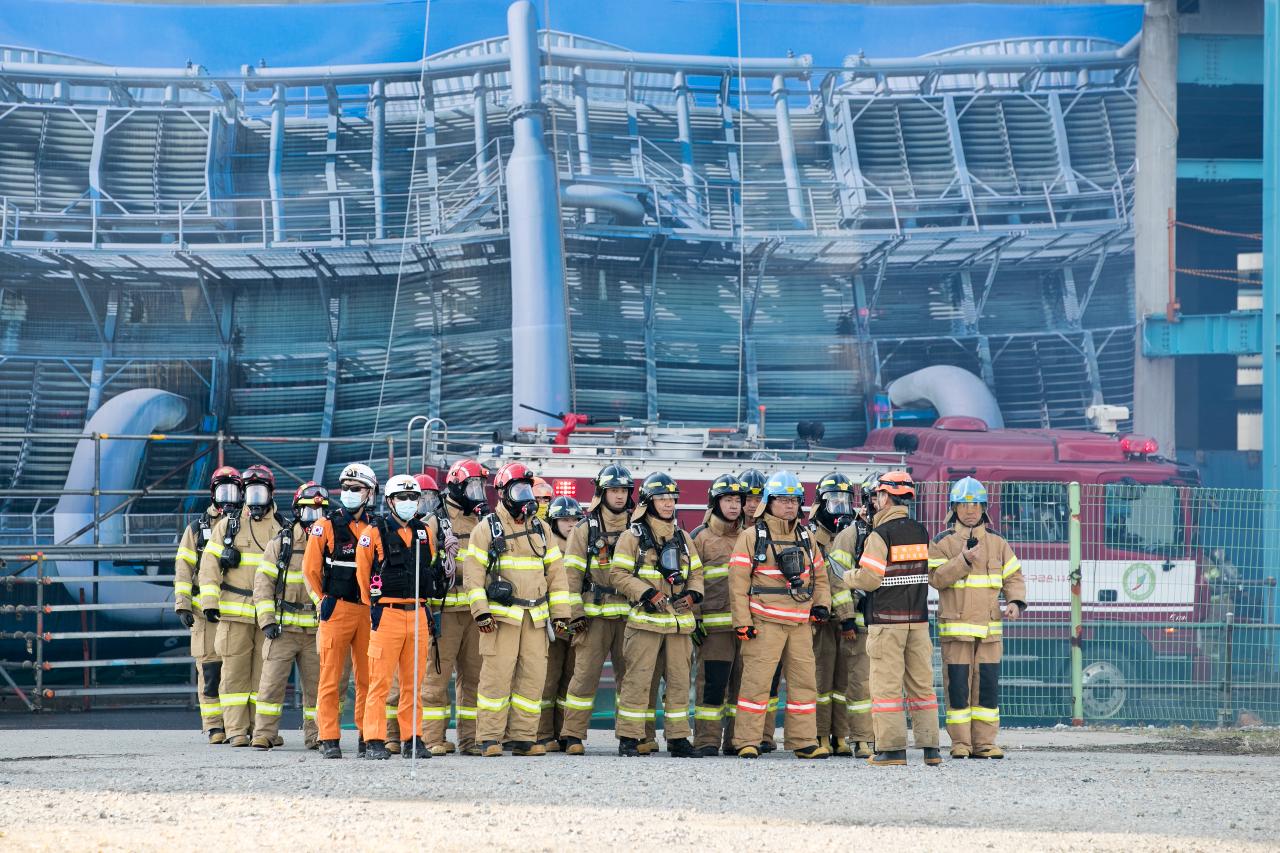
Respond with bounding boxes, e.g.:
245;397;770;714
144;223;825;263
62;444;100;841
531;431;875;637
949;477;988;506
758;470;805;517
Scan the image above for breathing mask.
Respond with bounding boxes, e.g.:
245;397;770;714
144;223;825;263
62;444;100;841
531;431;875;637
658;538;685;587
776;546;809;589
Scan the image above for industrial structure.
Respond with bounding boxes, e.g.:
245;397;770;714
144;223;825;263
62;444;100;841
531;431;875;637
0;2;1148;509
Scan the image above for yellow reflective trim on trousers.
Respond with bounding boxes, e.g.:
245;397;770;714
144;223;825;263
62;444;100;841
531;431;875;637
847;700;871;714
176;547;198;565
694;706;724;721
220;692;251;707
510;693;541;715
421;706;450;720
832;692;847;704
302;707;317;720
702;565;729;579
831;590;853;607
816;693;832;705
562;693;595;711
616;705;652;720
385;706;398;719
701;612;732;628
199;702;223;715
477;694;510;712
256;701;284;716
946;708;973;724
939;621;990;639
456;706;478;720
971;706;1000;723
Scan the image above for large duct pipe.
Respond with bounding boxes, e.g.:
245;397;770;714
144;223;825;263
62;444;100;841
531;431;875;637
571;65;594;223
673;72;699;210
559;183;645;225
50;389;189;627
506;0;571;429
771;74;807;228
473;71;491;187
886;366;1005;429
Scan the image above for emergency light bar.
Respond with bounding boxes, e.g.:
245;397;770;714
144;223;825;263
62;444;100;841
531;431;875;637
1118;434;1159;456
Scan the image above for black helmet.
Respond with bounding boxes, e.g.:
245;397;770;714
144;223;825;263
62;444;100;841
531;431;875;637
814;472;855;531
738;468;767;496
707;472;747;521
547;496;585;521
590;463;634;512
633;472;679;520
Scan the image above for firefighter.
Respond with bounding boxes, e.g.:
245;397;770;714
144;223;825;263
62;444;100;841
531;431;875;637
827;476;877;759
251;481;326;750
175;465;242;743
538;495;584;751
422;458;488;756
303;462;378;759
807;472;860;757
729;471;831;759
690;472;744;756
357;474;442;760
929;477;1026;759
559;464;658;756
198;464;283;748
851;470;942;767
465;462;576;757
609;472;704;757
533;477;555;519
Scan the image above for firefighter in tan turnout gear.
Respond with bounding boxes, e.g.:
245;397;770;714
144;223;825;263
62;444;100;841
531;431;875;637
729;470;831;759
538;496;584;751
420;458;487;756
827;477;877;759
609;472;704;757
465;463;577;757
851;470;942;767
250;481;326;750
690;473;745;756
559;464;658;755
197;464;283;747
806;473;861;757
929;477;1026;759
175;466;242;743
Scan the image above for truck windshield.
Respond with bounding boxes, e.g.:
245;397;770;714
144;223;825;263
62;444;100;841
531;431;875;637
995;482;1068;543
1102;483;1183;554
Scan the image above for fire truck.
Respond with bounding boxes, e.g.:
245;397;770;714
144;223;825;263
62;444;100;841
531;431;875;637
469;414;1236;721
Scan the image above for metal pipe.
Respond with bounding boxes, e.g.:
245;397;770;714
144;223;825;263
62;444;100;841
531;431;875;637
371;79;387;239
1068;481;1084;726
505;0;571;430
672;72;698;211
559;183;644;225
268;84;286;242
473;72;491;188
571;65;593;223
771;75;807;228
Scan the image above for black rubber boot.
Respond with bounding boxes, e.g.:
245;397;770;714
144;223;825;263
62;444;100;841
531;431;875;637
759;740;776;753
667;738;702;758
321;740;343;759
402;737;430;759
695;745;720;758
618;737;641;757
366;739;390;760
563;736;585;755
869;749;907;766
923;747;944;766
357;738;367;758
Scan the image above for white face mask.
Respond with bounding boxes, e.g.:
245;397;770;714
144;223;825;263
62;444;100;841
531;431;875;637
393;500;419;521
340;491;366;511
300;506;324;524
245;484;271;507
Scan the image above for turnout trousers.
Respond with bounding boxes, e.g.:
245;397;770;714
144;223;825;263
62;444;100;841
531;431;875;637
867;623;940;751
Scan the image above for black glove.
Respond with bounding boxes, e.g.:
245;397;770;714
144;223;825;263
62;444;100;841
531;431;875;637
809;605;831;624
263;623;281;640
370;605;383;632
177;610;195;629
692;619;707;647
639;588;664;613
839;618;858;639
318;596;336;622
205;608;221;624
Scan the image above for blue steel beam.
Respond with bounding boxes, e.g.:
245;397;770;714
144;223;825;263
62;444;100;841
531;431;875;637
1178;35;1263;87
1142;311;1261;357
1177;158;1263;182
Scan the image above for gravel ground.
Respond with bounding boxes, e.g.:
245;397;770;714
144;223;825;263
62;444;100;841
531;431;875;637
1;725;1277;852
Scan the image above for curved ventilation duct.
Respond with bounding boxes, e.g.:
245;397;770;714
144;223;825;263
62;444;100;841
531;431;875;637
559;182;645;225
886;365;1005;429
50;389;188;626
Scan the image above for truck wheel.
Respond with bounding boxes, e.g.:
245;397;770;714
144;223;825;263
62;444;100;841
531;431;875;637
1081;659;1130;720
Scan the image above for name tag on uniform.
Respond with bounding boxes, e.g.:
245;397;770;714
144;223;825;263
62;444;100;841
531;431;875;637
889;544;929;562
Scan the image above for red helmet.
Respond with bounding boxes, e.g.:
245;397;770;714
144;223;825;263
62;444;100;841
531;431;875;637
446;458;488;485
209;466;242;492
414;473;439;493
242;464;275;490
293;481;329;508
533;477;554;500
873;470;916;499
494;462;535;491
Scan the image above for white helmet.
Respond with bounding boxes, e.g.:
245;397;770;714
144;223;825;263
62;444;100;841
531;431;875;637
339;463;378;491
384;474;422;501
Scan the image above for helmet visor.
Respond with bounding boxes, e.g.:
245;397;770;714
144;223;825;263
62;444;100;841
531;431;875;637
507;482;535;504
214;483;242;505
418;492;441;516
463;478;487;502
824;493;852;517
300;506;324;524
245;484;271;507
